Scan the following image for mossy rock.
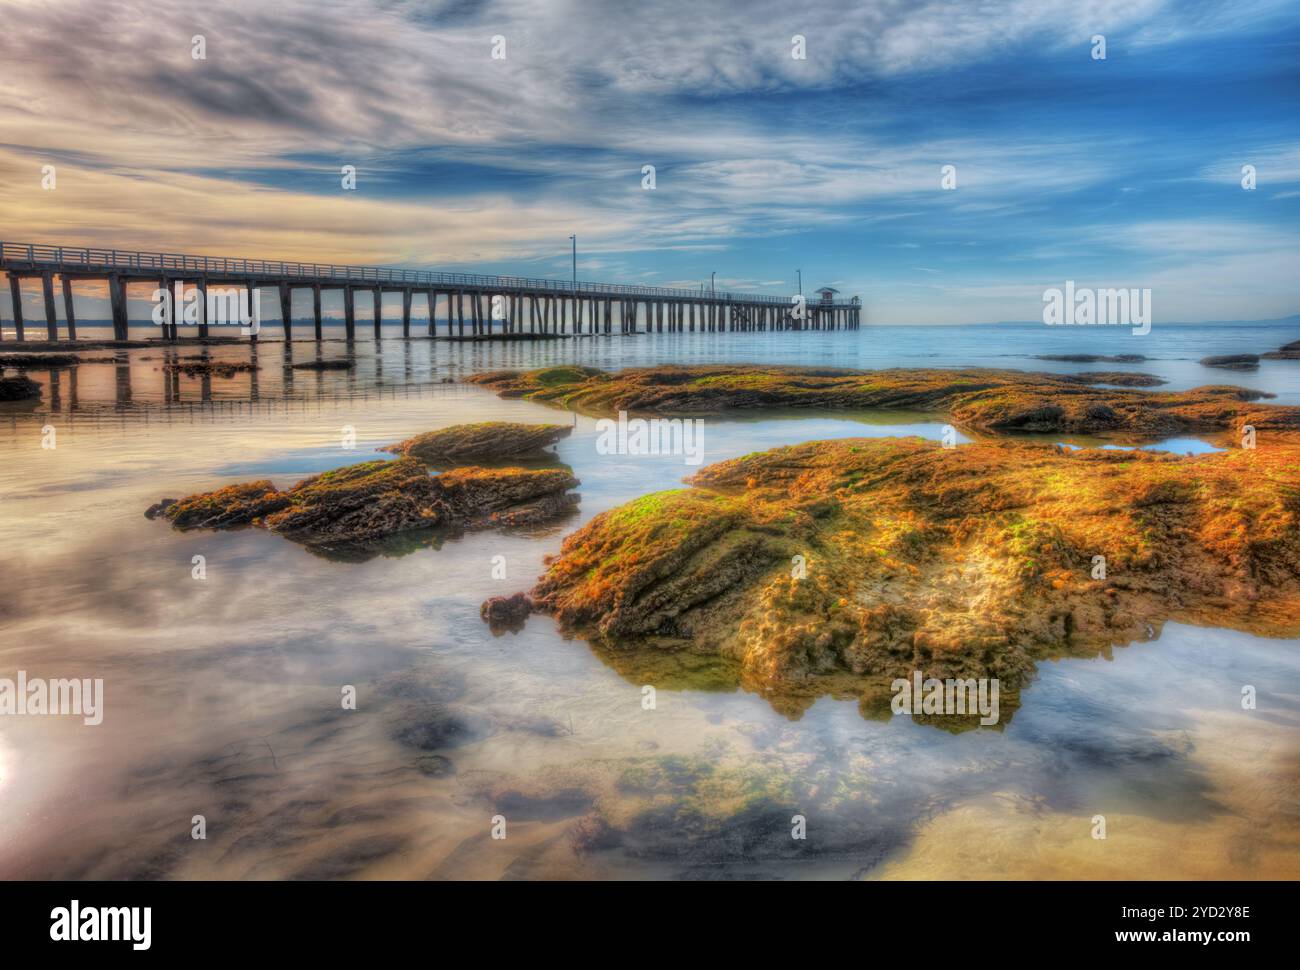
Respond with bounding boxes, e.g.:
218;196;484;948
382;422;571;464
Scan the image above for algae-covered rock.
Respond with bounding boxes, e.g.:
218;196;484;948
467;364;1300;438
290;358;354;370
481;592;533;634
1036;354;1147;363
154;457;579;550
163;358;260;378
500;437;1300;711
0;375;41;401
1066;371;1167;387
1200;354;1260;370
0;353;116;367
1262;339;1300;360
382;422;571;464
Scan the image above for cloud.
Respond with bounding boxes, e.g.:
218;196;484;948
0;0;1296;322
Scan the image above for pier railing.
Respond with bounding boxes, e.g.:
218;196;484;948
0;241;858;308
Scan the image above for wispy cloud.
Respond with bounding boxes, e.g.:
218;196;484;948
0;0;1295;321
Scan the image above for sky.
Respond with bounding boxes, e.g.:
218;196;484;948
0;0;1298;324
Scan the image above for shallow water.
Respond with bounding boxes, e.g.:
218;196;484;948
2;326;1298;880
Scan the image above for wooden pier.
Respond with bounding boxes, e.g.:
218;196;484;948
0;242;861;343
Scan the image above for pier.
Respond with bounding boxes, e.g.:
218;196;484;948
0;242;861;343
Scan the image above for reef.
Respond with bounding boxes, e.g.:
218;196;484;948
481;592;534;634
495;437;1300;718
382;422;571;464
0;375;41;401
290;359;354;370
1067;371;1166;387
1262;339;1300;361
1200;354;1260;371
163;358;260;378
150;456;579;553
0;353;116;367
466;364;1300;439
1035;354;1147;363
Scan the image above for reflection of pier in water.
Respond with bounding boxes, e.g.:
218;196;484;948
8;326;844;420
6;340;490;424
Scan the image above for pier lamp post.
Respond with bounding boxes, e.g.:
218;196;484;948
797;269;802;295
710;271;715;297
569;235;576;290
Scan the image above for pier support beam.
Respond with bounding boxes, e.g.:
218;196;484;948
8;274;25;340
401;288;412;337
343;287;356;339
41;271;58;341
247;281;258;342
195;278;208;338
373;288;383;339
61;275;77;340
158;277;174;341
108;274;128;340
197;279;209;338
279;282;293;341
312;285;322;339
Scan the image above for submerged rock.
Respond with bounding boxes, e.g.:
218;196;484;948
143;498;178;520
481;592;533;634
290;359;354;370
1065;371;1166;387
498;437;1300;715
1262;339;1300;360
152;457;579;549
1036;354;1147;363
0;353;116;367
382;422;571;464
163;358;259;378
0;375;41;401
1200;354;1260;370
467;364;1300;438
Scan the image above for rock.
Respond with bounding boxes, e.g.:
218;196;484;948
1035;354;1147;363
163;359;259;378
144;498;178;520
165;479;290;530
1262;339;1300;360
502;437;1300;719
467;364;1300;438
1200;354;1260;370
481;592;533;634
0;353;116;367
1065;371;1166;387
0;376;40;401
382;422;571;464
151;457;579;548
290;359;354;370
389;703;490;751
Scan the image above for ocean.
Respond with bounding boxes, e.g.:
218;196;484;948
1;323;1297;879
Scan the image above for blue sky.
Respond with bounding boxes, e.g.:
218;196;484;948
1;0;1297;323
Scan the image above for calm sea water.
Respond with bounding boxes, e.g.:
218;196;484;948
2;324;1298;879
